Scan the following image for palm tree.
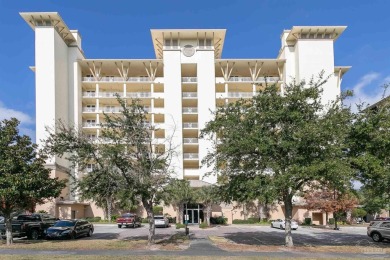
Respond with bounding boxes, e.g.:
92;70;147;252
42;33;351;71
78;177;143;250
197;185;219;226
163;179;194;224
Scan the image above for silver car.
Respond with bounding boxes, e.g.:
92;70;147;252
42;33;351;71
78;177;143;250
271;219;298;230
367;220;390;242
154;215;169;228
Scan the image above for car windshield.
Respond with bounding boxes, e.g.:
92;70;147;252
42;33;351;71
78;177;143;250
154;216;164;220
121;214;134;218
53;221;75;227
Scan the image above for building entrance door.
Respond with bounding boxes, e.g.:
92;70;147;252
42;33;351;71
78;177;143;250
183;204;203;224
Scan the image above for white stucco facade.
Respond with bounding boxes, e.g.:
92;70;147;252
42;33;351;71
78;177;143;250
21;12;350;219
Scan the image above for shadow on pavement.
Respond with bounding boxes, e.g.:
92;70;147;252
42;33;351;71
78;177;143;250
223;230;390;248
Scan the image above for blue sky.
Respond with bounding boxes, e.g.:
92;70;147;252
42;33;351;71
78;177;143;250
1;0;390;141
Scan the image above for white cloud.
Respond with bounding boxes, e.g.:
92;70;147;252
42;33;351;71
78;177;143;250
0;101;35;140
344;72;390;112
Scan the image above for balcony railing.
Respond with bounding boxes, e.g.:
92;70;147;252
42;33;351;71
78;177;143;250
102;107;123;113
182;92;197;98
182;77;197;83
83;92;97;97
83;107;97;112
183;138;198;144
126;92;151;98
183;122;198;128
82;77;152;82
182;107;198;113
183;153;199;159
227;77;280;82
99;92;124;98
83;122;99;128
228;92;254;98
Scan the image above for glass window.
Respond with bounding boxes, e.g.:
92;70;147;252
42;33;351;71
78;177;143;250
380;222;390;228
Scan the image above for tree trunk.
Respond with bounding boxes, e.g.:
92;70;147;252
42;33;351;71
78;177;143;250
107;197;112;223
178;204;184;224
243;204;248;220
325;212;329;225
142;199;155;245
283;195;294;247
206;205;211;226
5;214;13;246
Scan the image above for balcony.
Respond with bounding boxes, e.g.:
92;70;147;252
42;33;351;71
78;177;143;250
182;92;197;98
82;77;152;83
183;138;198;144
126;92;151;98
102;107;123;113
182;107;198;114
83;107;97;112
183;122;198;129
182;77;197;83
83;122;99;128
99;92;124;98
226;77;280;83
228;92;254;98
183;153;199;160
83;92;97;98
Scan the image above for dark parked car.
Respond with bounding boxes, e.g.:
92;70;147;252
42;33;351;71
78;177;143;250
45;219;93;239
0;214;57;240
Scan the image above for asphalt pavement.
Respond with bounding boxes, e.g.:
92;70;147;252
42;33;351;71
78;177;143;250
1;224;389;258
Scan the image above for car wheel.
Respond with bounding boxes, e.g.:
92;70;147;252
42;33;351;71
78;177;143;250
29;229;39;240
118;225;122;228
371;232;383;242
280;225;285;230
87;228;93;237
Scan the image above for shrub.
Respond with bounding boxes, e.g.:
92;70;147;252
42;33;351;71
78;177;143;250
153;206;163;215
304;218;312;225
176;223;185;229
328;218;335;225
232;219;257;224
352;208;367;218
37;210;48;214
86;216;101;222
210;216;227;225
199;222;209;229
248;217;260;223
111;215;118;221
141;218;149;223
167;216;176;224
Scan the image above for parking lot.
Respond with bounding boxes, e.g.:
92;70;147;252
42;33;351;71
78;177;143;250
91;224;390;247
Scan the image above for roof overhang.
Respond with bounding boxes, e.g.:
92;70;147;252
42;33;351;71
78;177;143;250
286;26;347;42
20;12;77;46
151;29;226;59
334;66;351;77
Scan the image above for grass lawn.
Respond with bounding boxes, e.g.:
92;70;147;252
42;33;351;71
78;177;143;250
0;233;189;251
208;236;390;254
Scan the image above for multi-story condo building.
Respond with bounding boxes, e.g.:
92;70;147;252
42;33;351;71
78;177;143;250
21;12;350;224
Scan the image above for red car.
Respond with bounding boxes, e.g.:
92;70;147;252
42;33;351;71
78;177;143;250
116;213;141;228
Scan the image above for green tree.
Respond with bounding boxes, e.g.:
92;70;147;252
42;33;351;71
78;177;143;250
163;179;194;224
0;118;66;245
349;91;390;216
201;76;353;247
217;174;277;221
44;98;175;245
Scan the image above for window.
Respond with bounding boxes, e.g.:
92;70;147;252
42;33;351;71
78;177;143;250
380;222;390;228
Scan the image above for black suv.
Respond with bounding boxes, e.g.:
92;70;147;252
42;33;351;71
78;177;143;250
367;220;390;242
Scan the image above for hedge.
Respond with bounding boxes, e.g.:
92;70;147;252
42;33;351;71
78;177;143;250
232;219;257;224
